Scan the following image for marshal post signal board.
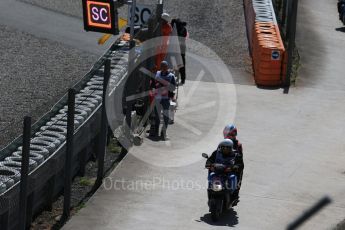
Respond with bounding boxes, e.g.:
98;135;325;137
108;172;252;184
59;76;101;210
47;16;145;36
82;0;119;35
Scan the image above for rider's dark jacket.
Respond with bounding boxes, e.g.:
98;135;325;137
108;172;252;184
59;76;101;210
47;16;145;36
231;138;243;157
205;150;244;172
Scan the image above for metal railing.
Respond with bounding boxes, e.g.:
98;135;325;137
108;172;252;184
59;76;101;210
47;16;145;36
0;38;129;230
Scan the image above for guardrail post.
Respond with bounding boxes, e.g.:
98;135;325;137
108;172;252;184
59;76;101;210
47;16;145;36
26;192;34;227
19;116;31;230
46;174;56;211
78;147;88;177
62;88;75;221
0;210;9;230
95;59;110;188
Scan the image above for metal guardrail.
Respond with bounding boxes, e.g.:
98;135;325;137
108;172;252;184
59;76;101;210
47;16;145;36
0;38;129;230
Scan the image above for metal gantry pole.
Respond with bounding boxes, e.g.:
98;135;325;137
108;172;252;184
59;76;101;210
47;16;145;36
62;88;75;221
129;0;136;47
95;59;110;188
125;0;137;133
156;0;164;22
19;116;31;230
285;0;299;88
282;0;288;28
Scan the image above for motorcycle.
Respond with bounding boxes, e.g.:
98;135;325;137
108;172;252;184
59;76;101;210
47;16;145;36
202;153;239;222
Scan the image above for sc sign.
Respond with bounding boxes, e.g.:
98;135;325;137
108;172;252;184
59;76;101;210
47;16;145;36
82;0;119;35
128;4;152;26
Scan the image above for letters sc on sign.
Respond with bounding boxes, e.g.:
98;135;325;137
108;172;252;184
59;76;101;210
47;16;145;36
82;0;119;35
128;4;152;26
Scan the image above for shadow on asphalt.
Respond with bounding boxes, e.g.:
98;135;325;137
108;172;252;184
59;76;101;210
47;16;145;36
257;85;285;91
197;209;239;227
335;27;345;33
146;135;162;142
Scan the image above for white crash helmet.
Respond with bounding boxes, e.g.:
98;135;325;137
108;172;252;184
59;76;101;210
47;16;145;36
161;13;171;22
218;139;234;149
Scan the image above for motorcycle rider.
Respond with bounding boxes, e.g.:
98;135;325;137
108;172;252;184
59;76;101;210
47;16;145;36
223;124;243;156
223;124;244;201
205;139;244;205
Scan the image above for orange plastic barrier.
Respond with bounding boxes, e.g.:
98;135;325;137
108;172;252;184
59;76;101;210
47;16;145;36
252;22;285;86
243;0;287;86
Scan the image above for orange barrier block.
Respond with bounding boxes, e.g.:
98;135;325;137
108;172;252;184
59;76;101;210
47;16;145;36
251;21;286;86
244;0;287;86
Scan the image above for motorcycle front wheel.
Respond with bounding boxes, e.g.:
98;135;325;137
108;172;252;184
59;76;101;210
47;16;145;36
210;199;222;222
211;209;220;222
